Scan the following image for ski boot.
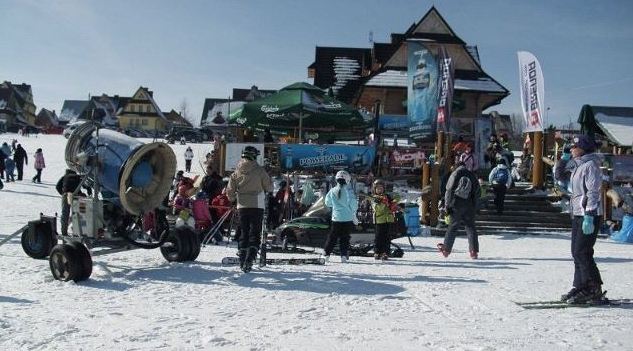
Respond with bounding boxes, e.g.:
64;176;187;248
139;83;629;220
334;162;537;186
437;243;450;258
566;285;603;305
242;246;259;273
560;287;580;302
381;253;389;261
469;250;478;259
238;249;247;270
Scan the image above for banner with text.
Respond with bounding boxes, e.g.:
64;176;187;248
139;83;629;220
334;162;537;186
518;51;545;132
436;46;454;133
279;144;376;173
407;41;439;140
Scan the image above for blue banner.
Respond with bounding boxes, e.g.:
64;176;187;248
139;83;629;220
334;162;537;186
407;41;439;140
379;115;410;131
279;144;376;172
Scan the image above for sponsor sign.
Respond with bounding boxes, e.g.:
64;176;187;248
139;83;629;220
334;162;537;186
407;41;439;140
437;46;454;132
279;144;375;172
518;51;545;132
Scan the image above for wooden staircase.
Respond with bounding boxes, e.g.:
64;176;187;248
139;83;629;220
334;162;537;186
431;182;572;236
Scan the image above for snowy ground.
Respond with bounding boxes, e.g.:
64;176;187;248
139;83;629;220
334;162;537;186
1;133;633;351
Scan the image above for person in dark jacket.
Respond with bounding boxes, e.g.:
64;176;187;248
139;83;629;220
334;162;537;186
556;135;606;304
56;169;88;236
13;144;27;181
200;166;223;200
438;161;481;259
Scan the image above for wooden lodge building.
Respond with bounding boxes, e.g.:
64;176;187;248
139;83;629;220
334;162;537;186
308;7;509;147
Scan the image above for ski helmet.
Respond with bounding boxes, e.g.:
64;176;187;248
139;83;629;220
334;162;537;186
241;146;260;160
335;170;351;185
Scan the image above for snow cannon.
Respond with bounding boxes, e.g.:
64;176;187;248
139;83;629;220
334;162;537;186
65;122;176;215
21;122;201;283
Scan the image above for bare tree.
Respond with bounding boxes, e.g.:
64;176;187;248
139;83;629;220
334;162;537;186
509;112;525;139
179;98;189;120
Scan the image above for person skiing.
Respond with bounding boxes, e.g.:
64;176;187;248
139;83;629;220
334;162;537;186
488;158;512;214
226;146;273;272
438;161;481;259
13;144;27;181
557;135;605;304
370;179;399;260
32;148;45;183
323;170;358;263
184;146;194;172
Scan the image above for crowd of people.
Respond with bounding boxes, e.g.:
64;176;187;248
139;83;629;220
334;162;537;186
0;139;46;189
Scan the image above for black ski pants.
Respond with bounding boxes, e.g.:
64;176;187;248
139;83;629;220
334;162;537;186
16;162;24;181
374;223;391;256
571;216;603;289
492;183;507;214
324;221;352;257
237;208;264;251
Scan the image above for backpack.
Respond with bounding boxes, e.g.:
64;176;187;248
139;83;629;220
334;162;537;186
454;176;472;199
492;168;509;185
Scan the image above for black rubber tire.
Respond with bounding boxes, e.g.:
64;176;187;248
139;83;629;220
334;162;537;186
160;227;192;262
183;226;200;261
68;241;93;281
21;222;56;259
49;244;82;282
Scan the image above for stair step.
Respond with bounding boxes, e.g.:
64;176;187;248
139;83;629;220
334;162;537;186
476;214;570;223
475;220;572;228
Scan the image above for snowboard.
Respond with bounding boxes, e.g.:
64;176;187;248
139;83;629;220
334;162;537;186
222;256;326;266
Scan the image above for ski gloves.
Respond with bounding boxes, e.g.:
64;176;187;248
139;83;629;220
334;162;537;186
582;215;595;235
561;152;571;161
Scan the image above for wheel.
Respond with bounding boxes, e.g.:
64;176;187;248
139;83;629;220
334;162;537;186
280;229;297;251
160;227;192;262
49;244;82;282
22;221;56;259
183;226;201;261
68;241;93;281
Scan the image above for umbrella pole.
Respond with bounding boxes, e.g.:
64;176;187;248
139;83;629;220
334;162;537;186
298;111;303;143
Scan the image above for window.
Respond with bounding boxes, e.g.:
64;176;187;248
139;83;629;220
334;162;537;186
146;105;151;113
131;105;136;113
142;119;148;125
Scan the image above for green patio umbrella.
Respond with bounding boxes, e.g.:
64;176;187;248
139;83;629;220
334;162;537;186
228;82;370;140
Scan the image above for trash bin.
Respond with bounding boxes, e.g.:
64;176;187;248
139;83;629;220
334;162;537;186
404;204;421;236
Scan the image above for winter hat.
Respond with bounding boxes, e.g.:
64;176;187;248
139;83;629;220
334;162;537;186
36;148;42;153
571;135;596;153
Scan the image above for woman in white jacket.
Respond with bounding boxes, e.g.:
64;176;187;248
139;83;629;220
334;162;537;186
184;147;194;172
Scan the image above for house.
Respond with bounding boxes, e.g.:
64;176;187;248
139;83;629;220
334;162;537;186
200;85;276;126
0;81;38;131
35;108;60;132
577;105;633;152
76;94;131;127
117;87;168;133
164;109;192;128
59;100;89;126
308;7;509;141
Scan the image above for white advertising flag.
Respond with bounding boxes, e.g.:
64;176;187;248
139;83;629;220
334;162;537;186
518;51;545;132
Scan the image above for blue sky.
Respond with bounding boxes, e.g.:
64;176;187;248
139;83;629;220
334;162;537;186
1;0;632;127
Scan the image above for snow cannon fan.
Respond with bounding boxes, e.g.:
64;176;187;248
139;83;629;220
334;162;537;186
65;122;177;216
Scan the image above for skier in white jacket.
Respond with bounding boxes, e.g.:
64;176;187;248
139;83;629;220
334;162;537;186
184;147;194;172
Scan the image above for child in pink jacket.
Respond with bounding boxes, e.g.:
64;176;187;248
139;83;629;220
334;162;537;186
32;148;45;183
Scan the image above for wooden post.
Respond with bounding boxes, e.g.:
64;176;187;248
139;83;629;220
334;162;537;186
430;161;440;227
532;131;544;189
437;131;445;159
445;133;454;170
421;162;431;224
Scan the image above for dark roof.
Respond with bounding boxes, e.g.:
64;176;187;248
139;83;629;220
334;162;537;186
407;32;465;44
164;109;192;126
590;106;633;117
373;42;400;66
466;45;481;65
59;100;89;122
310;46;372;104
232;87;276;101
201;98;230;125
404;6;466;45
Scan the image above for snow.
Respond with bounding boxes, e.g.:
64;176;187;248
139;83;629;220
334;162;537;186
2;133;633;350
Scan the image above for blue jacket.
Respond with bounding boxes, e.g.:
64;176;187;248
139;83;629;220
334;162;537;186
324;185;358;222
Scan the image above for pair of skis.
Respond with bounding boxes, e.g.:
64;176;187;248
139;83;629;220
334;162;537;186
222;256;326;266
515;292;632;309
